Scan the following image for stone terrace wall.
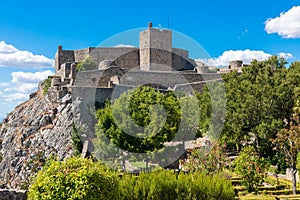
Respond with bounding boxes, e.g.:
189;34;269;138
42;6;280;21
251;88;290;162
0;189;27;200
74;68;221;89
74;67;126;88
120;71;221;88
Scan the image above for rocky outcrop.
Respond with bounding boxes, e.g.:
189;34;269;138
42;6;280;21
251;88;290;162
0;83;74;189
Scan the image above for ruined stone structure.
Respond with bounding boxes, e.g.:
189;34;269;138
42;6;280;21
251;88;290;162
49;25;222;104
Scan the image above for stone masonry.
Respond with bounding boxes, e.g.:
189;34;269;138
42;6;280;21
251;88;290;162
50;24;224;105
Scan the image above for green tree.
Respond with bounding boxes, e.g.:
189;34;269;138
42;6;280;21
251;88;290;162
95;86;181;154
287;61;300;103
222;56;294;156
233;146;267;192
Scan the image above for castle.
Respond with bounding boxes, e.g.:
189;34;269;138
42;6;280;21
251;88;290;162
47;23;243;103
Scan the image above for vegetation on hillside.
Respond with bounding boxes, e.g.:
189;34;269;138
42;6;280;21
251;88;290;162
43;77;52;96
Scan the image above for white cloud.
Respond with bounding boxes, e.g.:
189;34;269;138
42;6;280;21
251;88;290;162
114;44;135;48
12;70;53;83
0;41;17;54
2;93;28;102
265;6;300;38
0;41;54;68
198;49;293;67
0;69;54;121
15;83;38;93
0;82;9;87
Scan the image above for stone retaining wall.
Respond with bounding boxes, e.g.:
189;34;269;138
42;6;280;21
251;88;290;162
0;189;27;200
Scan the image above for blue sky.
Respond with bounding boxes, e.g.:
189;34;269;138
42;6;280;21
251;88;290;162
0;0;300;120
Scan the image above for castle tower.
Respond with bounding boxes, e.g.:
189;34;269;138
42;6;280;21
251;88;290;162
139;22;172;71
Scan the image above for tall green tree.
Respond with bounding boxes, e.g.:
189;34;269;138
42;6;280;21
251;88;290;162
95;86;181;154
222;56;294;156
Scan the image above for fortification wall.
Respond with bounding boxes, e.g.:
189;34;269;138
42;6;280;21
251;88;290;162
73;67;220;90
55;49;75;72
174;79;223;93
172;48;188;59
113;49;140;69
56;45;197;73
119;71;219;88
73;70;105;87
172;51;195;71
74;48;91;63
86;48;139;67
74;67;126;88
56;47;140;72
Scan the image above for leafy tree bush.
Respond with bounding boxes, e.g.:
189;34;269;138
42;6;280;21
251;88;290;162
118;170;235;200
233;146;267;192
95;86;181;154
28;157;118;200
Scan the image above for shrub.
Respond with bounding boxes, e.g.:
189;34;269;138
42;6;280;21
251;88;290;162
43;77;52;96
181;141;227;175
118;170;235;200
77;55;97;71
28;157;118;200
28;158;234;200
233;146;268;193
71;123;83;156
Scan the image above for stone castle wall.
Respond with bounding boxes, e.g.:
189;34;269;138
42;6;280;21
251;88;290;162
55;45;196;73
73;67;220;89
55;46;74;71
56;47;140;71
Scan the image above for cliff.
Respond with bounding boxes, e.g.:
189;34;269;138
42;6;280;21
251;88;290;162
0;81;74;189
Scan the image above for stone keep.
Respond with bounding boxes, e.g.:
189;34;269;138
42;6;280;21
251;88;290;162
139;26;172;71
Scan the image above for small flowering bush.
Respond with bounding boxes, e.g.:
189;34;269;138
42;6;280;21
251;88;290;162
181;141;227;175
233;145;267;192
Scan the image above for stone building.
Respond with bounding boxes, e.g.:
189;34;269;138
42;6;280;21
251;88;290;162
219;60;249;73
49;23;222;103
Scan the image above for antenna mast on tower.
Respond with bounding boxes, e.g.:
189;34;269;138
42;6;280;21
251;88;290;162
168;14;170;29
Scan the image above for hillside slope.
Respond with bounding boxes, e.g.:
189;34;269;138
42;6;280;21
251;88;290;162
0;83;74;189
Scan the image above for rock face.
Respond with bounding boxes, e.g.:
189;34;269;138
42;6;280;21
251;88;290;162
0;83;74;189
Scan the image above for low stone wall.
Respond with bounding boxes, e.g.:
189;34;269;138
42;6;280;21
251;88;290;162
0;189;27;200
